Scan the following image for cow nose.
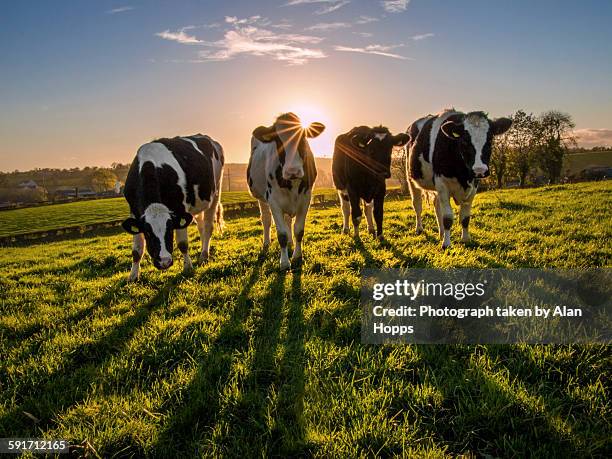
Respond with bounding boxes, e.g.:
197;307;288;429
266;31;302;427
158;256;173;270
284;169;303;180
473;165;488;177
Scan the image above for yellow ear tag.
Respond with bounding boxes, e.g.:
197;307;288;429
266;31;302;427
180;218;186;226
131;226;139;233
452;132;460;138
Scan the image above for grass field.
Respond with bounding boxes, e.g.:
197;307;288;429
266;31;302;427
0;189;339;238
0;182;610;457
565;150;612;173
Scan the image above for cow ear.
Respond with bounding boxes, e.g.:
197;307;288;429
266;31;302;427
441;120;465;140
252;125;276;142
305;122;325;138
122;217;142;235
491;117;512;136
391;133;410;147
173;212;193;229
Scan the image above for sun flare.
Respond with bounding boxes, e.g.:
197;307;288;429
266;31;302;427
286;103;334;156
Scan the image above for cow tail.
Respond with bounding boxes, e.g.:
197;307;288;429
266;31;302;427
215;202;225;234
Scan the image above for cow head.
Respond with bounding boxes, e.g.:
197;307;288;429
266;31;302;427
441;112;512;178
122;203;193;270
350;126;410;179
252;112;325;180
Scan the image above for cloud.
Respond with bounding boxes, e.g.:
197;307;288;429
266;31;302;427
334;43;410;60
411;33;434;40
381;0;409;13
106;6;134;14
354;31;374;37
284;0;351;15
355;15;379;24
198;24;326;65
305;22;352;31
573;128;612;148
156;28;203;44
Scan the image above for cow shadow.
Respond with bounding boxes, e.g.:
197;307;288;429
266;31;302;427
149;257;270;457
0;272;185;437
408;345;589;456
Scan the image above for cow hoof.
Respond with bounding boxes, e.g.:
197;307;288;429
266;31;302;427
377;234;385;242
127;274;139;283
415;228;423;235
198;254;209;264
291;256;303;268
441;243;451;250
368;229;376;237
280;261;291;271
342;228;350;235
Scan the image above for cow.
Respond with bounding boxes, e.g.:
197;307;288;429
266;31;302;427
122;134;224;281
406;109;512;249
247;112;325;270
332;126;409;238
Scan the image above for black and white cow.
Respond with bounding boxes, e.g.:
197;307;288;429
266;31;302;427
333;126;409;238
122;134;224;281
247;113;325;270
406;109;512;249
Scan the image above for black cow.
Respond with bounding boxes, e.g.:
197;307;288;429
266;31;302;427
406;110;512;248
333;126;409;238
122;134;224;281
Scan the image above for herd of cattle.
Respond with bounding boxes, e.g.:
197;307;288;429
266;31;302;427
122;109;512;280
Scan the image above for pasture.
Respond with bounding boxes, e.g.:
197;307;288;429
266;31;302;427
0;189;339;239
0;181;610;457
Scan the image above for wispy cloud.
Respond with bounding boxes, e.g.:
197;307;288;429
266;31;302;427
285;0;351;15
381;0;409;13
305;22;352;31
106;6;134;14
354;31;374;38
573;128;612;148
411;32;434;40
156;27;203;44
334;43;410;60
199;26;326;65
355;16;380;25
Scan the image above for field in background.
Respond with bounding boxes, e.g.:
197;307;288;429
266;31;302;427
0;188;339;238
564;150;612;173
0;181;610;457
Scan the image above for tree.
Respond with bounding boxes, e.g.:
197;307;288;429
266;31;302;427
90;169;117;193
390;146;409;194
490;128;512;188
506;110;538;187
535;110;576;184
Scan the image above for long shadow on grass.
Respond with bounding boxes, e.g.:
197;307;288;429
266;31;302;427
149;253;269;457
410;345;588;457
0;273;185;437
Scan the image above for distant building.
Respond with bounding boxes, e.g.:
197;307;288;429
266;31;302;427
18;180;38;189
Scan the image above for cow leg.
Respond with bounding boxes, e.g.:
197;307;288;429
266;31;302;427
196;202;215;263
128;233;145;282
258;200;272;248
269;203;291;270
364;200;376;236
284;214;294;248
348;192;362;238
176;227;193;271
373;195;385;239
459;200;473;243
292;200;309;262
434;195;444;238
338;191;350;234
408;180;424;234
437;188;454;249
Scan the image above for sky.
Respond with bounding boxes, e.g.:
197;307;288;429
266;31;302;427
1;0;611;171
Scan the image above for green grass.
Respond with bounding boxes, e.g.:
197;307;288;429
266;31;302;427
0;189;339;238
0;181;610;457
565;150;612;173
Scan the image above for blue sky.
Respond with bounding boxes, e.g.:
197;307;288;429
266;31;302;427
1;0;611;170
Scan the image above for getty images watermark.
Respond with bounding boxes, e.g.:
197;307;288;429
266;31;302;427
361;269;611;344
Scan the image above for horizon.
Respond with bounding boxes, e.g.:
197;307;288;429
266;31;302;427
1;0;612;172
